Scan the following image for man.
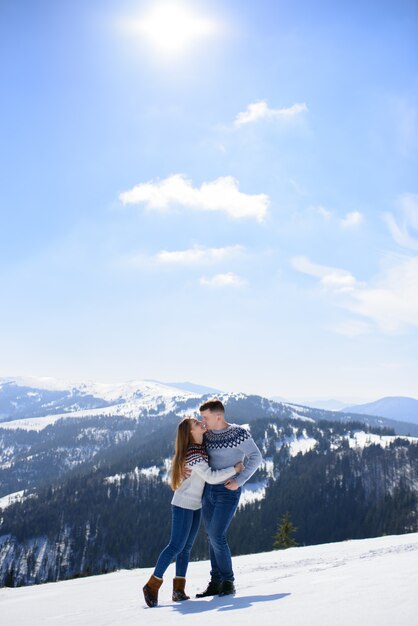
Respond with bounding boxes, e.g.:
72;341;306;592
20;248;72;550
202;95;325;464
196;399;262;597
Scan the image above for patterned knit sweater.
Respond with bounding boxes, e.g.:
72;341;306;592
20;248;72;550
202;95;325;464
171;443;237;511
203;424;263;487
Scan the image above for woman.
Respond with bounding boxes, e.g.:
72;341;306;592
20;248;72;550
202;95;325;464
143;416;243;607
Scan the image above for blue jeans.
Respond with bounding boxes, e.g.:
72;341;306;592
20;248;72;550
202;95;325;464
153;505;201;578
201;483;241;582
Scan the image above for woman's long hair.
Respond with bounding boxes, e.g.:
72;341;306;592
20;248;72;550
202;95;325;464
170;417;193;491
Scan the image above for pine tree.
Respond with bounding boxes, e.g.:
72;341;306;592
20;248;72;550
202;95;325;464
273;512;298;549
4;565;15;588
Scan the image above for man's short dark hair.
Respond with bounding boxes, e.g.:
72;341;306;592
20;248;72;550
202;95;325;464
199;399;225;413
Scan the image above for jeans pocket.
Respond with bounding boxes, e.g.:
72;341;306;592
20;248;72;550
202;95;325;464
220;485;241;502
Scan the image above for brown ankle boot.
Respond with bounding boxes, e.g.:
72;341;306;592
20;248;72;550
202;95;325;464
143;574;163;607
172;576;190;602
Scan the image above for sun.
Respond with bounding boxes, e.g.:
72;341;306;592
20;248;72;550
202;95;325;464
133;2;217;56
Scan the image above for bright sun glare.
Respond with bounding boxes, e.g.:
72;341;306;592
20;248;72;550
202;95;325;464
133;2;217;55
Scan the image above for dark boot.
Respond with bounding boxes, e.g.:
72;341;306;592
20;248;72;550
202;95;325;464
143;574;163;607
172;576;190;602
219;580;236;596
195;579;222;598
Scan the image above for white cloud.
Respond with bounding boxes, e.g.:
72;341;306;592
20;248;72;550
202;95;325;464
310;205;332;220
234;101;308;127
291;256;358;293
156;245;244;265
340;211;364;228
348;255;418;333
119;245;244;269
384;193;418;251
292;254;418;333
119;174;268;222
200;273;247;288
304;206;363;227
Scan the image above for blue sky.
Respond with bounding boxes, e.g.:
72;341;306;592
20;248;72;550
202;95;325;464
1;0;417;401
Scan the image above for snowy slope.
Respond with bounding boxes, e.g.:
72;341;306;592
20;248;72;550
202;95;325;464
1;533;417;626
0;376;193;400
0;377;292;431
0;377;202;430
0;490;25;509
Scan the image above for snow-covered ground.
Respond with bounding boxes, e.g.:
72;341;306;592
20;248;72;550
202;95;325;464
345;431;417;449
238;481;267;507
0;490;25;510
1;533;417;625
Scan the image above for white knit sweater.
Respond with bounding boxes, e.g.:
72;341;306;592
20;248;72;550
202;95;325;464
171;443;236;511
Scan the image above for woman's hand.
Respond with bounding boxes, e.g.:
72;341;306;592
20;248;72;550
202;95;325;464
234;462;244;474
182;464;192;480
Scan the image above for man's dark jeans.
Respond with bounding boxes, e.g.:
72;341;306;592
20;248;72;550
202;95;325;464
202;483;241;582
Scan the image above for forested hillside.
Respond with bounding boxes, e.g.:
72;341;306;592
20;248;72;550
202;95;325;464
1;414;417;587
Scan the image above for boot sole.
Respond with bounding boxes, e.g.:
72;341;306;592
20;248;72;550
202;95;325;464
172;594;190;602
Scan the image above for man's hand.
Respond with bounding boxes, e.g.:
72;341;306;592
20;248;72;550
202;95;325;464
224;478;240;490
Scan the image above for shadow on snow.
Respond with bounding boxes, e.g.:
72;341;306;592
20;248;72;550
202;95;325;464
168;592;291;614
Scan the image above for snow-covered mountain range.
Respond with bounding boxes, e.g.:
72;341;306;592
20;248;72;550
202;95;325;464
1;376;417;435
0;376;203;427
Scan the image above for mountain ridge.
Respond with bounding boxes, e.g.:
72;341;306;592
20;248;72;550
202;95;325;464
343;396;418;426
1;376;418;437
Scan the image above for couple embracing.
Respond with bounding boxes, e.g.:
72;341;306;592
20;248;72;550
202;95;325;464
143;399;263;607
